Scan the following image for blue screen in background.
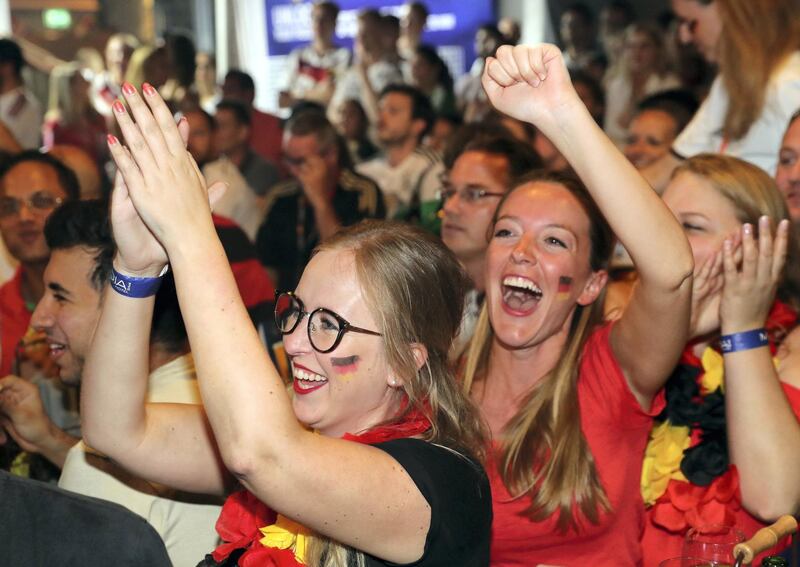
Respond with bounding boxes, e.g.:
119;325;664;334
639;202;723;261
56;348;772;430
265;0;496;76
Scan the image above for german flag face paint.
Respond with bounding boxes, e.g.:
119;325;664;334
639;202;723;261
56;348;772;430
557;276;573;300
330;355;360;381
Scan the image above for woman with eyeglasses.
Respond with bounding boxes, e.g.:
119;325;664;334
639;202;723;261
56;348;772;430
462;44;693;566
639;0;800;193
79;85;491;565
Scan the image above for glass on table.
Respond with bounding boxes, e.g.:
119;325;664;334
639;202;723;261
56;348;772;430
682;524;745;565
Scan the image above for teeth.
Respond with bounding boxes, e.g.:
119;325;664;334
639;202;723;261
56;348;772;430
293;368;327;383
503;276;542;295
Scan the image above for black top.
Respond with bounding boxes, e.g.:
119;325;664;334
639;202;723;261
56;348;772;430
255;168;385;290
0;470;171;566
365;438;492;567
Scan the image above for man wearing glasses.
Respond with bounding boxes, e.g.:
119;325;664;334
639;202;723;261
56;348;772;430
256;110;384;290
0;151;79;376
439;134;541;357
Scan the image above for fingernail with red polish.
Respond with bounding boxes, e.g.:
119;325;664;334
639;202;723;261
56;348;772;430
107;134;119;146
142;83;156;96
112;101;125;113
122;82;135;95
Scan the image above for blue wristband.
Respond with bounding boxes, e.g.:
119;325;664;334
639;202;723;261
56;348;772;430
719;328;768;354
109;266;167;298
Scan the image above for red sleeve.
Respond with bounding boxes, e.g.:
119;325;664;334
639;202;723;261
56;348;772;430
579;322;666;429
780;382;800;421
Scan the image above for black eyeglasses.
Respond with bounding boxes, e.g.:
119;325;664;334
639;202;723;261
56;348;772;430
0;191;64;219
274;290;382;353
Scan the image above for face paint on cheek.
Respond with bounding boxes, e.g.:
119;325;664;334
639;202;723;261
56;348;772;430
557;276;573;300
330;355;360;381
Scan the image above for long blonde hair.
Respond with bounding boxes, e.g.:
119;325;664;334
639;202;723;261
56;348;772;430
675;154;800;310
306;220;488;566
703;0;800;140
462;171;614;533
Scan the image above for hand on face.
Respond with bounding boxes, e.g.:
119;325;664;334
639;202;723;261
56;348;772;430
719;216;790;334
689;248;724;339
482;44;581;129
296;153;332;207
107;83;226;272
0;375;54;454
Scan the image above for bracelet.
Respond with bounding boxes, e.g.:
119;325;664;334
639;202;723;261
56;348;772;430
719;328;768;354
109;266;168;298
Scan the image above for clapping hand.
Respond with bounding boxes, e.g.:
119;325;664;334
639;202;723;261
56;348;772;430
720;216;790;335
107;83;226;273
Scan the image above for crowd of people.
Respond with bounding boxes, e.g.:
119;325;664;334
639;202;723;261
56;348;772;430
0;0;800;566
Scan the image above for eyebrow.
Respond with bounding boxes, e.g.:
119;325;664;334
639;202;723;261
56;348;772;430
680;212;711;221
47;282;72;297
497;216;574;230
447;183;493;191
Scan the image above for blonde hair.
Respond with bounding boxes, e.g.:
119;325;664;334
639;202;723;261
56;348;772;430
706;0;800;140
306;220;487;566
622;22;670;77
463;171;614;532
674;154;800;309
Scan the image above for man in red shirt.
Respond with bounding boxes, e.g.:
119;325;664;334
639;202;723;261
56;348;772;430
0;151;79;376
222;70;284;173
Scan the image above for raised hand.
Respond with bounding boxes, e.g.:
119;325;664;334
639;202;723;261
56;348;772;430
481;44;581;128
108;116;192;276
107;83;225;262
720;216;790;334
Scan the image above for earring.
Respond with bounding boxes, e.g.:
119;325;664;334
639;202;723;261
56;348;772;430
390;378;398;387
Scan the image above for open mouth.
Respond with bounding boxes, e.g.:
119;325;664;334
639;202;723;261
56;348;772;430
292;364;328;395
48;341;67;360
501;275;543;314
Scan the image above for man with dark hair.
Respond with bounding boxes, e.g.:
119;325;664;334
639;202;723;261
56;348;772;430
222;69;284;168
256;110;384;289
214;99;279;198
439;132;542;357
357;84;442;230
0;38;43;149
280;1;350;109
560;3;603;73
0;199;221;565
0;150;80;376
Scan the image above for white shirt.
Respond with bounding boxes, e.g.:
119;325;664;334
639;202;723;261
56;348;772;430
0;86;42;149
673;51;800;175
357;146;443;219
283;44;351;106
58;355;222;567
203;157;266;241
329;59;403;113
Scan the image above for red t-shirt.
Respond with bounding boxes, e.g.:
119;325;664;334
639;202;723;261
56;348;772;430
248;109;283;174
0;267;32;376
641;381;800;567
489;323;665;567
